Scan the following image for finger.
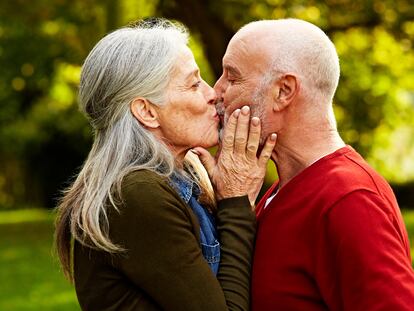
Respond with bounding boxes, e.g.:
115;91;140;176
246;117;261;160
221;109;240;153
191;147;216;178
214;143;222;162
258;133;277;167
234;106;250;153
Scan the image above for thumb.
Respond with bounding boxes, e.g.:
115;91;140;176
191;147;216;178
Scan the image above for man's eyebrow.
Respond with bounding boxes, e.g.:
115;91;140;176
224;65;241;76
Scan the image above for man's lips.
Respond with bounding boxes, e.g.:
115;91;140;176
218;114;224;128
215;99;225;127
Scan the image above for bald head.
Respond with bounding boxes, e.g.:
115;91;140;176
214;18;341;142
234;19;340;103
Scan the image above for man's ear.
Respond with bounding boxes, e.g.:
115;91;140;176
130;98;160;129
271;74;299;112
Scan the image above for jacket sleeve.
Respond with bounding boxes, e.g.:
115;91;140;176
216;196;256;309
318;189;414;311
109;174;255;311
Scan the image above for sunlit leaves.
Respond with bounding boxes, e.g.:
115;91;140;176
205;0;414;182
332;25;414;180
1;0;414;208
121;0;158;25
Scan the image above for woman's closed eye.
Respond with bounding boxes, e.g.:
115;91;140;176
192;80;201;89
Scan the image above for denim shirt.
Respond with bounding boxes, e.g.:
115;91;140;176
170;173;220;275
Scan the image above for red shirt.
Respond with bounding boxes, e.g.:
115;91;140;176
252;146;414;311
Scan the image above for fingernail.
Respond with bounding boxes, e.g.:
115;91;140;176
190;149;201;155
234;109;241;118
271;133;277;141
241;106;250;115
252;117;260;126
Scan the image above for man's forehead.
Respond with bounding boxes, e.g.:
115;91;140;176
223;35;269;74
226;36;250;56
222;63;241;75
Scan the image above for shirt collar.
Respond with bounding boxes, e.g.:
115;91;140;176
169;172;201;203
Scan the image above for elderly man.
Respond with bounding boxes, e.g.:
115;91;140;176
209;19;414;310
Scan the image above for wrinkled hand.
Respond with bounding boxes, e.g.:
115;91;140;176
193;106;277;207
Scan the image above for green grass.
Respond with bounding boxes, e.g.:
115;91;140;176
0;209;79;311
1;208;414;310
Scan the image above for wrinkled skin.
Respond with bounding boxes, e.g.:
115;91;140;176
194;105;276;207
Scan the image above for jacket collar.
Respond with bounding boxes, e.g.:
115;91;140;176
169;172;200;203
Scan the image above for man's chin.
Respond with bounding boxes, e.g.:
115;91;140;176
218;128;224;143
218;115;225;142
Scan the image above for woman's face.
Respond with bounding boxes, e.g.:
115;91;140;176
156;46;219;156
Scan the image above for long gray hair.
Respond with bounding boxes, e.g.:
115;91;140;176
55;19;214;281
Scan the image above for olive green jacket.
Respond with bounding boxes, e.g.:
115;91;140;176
74;170;256;310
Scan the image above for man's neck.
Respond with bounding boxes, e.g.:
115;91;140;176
271;128;345;188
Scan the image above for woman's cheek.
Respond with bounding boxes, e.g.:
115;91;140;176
202;121;219;147
192;103;208;115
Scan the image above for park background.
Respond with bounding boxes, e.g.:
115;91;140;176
1;0;414;310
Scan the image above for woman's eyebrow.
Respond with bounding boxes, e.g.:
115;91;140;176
184;69;200;82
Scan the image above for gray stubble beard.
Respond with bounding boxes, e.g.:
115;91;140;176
216;84;268;146
251;85;268;147
216;99;225;143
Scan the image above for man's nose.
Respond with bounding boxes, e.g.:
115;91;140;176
214;75;226;102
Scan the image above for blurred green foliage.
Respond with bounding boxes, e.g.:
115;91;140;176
403;209;414;260
0;0;414;209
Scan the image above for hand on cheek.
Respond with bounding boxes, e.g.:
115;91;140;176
193;106;277;207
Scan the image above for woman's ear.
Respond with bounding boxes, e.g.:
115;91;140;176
271;74;299;112
130;98;160;129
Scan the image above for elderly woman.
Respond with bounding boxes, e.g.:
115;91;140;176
55;19;276;311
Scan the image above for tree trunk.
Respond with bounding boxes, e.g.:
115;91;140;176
157;0;234;78
105;0;121;32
